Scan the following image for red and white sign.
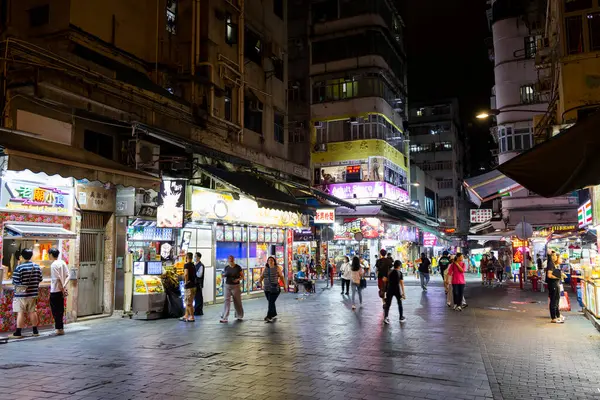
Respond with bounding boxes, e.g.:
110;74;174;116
470;209;492;223
578;200;592;228
315;208;335;224
423;232;437;247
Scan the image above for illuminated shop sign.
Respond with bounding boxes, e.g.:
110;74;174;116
470;209;492;223
314;208;335;224
578;200;592;228
0;180;73;216
321;181;409;203
334;218;417;241
423;232;437;247
190;187;308;228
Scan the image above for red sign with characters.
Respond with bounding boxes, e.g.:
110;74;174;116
314;208;335;224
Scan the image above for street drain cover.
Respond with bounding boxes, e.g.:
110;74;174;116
0;364;32;370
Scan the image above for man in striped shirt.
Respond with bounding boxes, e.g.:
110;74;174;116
9;248;43;339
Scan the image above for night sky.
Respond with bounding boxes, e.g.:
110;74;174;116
403;0;496;174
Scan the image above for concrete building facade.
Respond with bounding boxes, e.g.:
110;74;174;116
409;99;469;234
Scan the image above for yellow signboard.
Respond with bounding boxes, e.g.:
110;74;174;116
312;139;407;171
190;187;309;228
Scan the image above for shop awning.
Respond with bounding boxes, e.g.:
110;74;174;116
4;223;76;240
197;165;317;214
376;200;442;236
336;205;381;216
0;130;161;190
197;165;355;213
463;170;522;206
497;111;600;197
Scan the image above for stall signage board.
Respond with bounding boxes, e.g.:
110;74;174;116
314;209;335;224
320;181;409;204
578;200;593;228
190;187;308;228
423;232;437;247
470;209;492;223
157;180;185;228
76;184;116;212
0;179;73;216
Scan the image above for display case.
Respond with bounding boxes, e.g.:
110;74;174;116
132;263;166;320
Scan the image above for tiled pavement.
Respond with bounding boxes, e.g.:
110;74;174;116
1;274;599;400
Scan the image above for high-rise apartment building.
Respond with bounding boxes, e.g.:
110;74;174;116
465;0;577;229
409;99;469;234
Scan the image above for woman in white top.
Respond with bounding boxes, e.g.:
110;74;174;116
350;256;364;310
340;256;352;296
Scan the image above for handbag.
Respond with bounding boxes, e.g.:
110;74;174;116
15;265;33;295
359;278;367;289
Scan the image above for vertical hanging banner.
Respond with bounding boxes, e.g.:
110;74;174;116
157;180;186;228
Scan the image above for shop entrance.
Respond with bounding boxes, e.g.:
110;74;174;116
78;212;107;317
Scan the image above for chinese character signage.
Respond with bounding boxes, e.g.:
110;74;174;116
314;208;335;224
157;180;186;228
578;200;592;228
0;180;73;215
76;184;115;212
423;232;437;247
470;209;492;223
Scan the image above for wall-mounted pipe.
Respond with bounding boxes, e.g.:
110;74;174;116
238;0;245;143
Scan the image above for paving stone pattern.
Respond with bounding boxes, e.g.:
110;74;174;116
0;275;599;400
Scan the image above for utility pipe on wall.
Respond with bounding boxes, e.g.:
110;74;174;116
238;0;245;143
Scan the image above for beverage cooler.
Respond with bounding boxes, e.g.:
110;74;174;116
132;261;165;320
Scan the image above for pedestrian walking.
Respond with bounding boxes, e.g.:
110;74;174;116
49;247;69;336
384;260;406;324
446;253;467;311
376;249;393;306
417;253;431;291
350;256;364;310
495;257;504;283
340;256;351;295
194;252;205;316
438;251;451;295
180;252;196;322
480;254;489;285
326;258;334;288
9;248;43;339
546;253;565;323
259;256;285;322
220;255;245;323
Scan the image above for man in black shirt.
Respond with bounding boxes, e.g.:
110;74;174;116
194;252;205;316
220;255;245;323
181;252;196;322
418;253;432;291
438;251;451;294
376;249;393;304
384;260;406;324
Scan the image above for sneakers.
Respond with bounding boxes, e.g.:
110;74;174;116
56;329;65;336
8;334;23;339
400;316;407;322
352;305;356;310
552;318;564;324
384;317;390;324
447;302;452;307
32;332;40;337
219;319;228;323
454;306;462;311
461;303;468;308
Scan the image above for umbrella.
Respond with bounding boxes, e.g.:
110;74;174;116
497;111;600;197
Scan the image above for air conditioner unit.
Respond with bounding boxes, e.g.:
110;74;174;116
313;143;327;152
134;140;160;173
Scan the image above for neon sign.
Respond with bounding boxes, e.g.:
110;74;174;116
1;180;72;215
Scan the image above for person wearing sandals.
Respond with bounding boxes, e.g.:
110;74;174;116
181;252;196;322
259;256;285;322
446;253;467;311
546;253;566;324
350;256;364;310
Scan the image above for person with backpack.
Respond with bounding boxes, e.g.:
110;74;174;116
384;260;406;324
193;252;205;316
259;256;285;322
438;251;451;294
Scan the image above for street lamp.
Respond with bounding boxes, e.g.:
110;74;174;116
411;182;420;187
476;108;545;119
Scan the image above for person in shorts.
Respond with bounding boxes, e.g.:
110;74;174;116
180;252;196;322
9;248;43;339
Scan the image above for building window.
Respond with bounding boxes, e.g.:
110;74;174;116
288;81;301;102
439;197;454;208
166;0;177;35
274;112;285;144
29;4;49;27
244;95;263;134
564;0;592;13
437;179;454;189
566;15;584;54
272;58;284;81
290;122;306;143
225;14;238;45
245;27;262;65
519;85;538;104
588;13;600;51
274;0;284;19
498;125;533;153
524;36;539;58
84;130;114;160
416;108;423;116
224;87;232;121
420;161;453;171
